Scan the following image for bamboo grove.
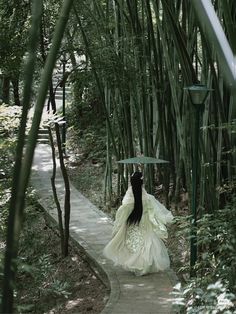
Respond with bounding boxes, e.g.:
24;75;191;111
69;0;235;211
1;0;236;311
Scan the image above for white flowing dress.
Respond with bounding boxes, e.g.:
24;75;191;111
103;187;174;275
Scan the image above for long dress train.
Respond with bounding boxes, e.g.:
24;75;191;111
103;187;174;275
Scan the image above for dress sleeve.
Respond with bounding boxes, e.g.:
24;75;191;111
148;195;174;225
145;195;174;239
112;203;133;236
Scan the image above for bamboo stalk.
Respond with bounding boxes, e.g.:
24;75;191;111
70;0;235;214
1;1;43;312
1;1;73;312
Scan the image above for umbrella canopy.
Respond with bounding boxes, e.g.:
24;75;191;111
118;156;169;164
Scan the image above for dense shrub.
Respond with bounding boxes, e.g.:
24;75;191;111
173;197;236;313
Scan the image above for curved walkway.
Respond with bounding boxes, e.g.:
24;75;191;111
31;144;177;314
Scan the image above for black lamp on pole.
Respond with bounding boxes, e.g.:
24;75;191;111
186;84;211;108
184;84;212;277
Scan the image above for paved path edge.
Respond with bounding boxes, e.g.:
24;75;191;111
35;197;121;314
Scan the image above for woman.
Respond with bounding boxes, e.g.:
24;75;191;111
103;171;173;276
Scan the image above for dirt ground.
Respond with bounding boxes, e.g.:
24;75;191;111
14;202;109;314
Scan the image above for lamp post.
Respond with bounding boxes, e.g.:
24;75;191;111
184;84;212;277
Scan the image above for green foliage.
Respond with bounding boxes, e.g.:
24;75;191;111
0;188;11;235
0;104;22;138
69;69;103;117
197;198;236;289
172;280;236;314
173;197;236;313
42;279;71;298
0;251;3;308
0;0;30;76
42;0;62;43
0;105;20;233
0;110;15;305
15;204;71;310
67;104;107;162
31;254;71;298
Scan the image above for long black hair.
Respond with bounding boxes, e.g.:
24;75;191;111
126;171;143;225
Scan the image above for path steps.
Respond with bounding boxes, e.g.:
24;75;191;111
37;128;49;144
31;144;177;314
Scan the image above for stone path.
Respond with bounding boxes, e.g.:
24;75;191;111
31;144;177;314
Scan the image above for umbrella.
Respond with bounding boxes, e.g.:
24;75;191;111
117;156;169;164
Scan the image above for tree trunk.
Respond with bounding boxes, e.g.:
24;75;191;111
2;76;10;104
48;126;65;255
54;122;71;257
11;78;21;106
